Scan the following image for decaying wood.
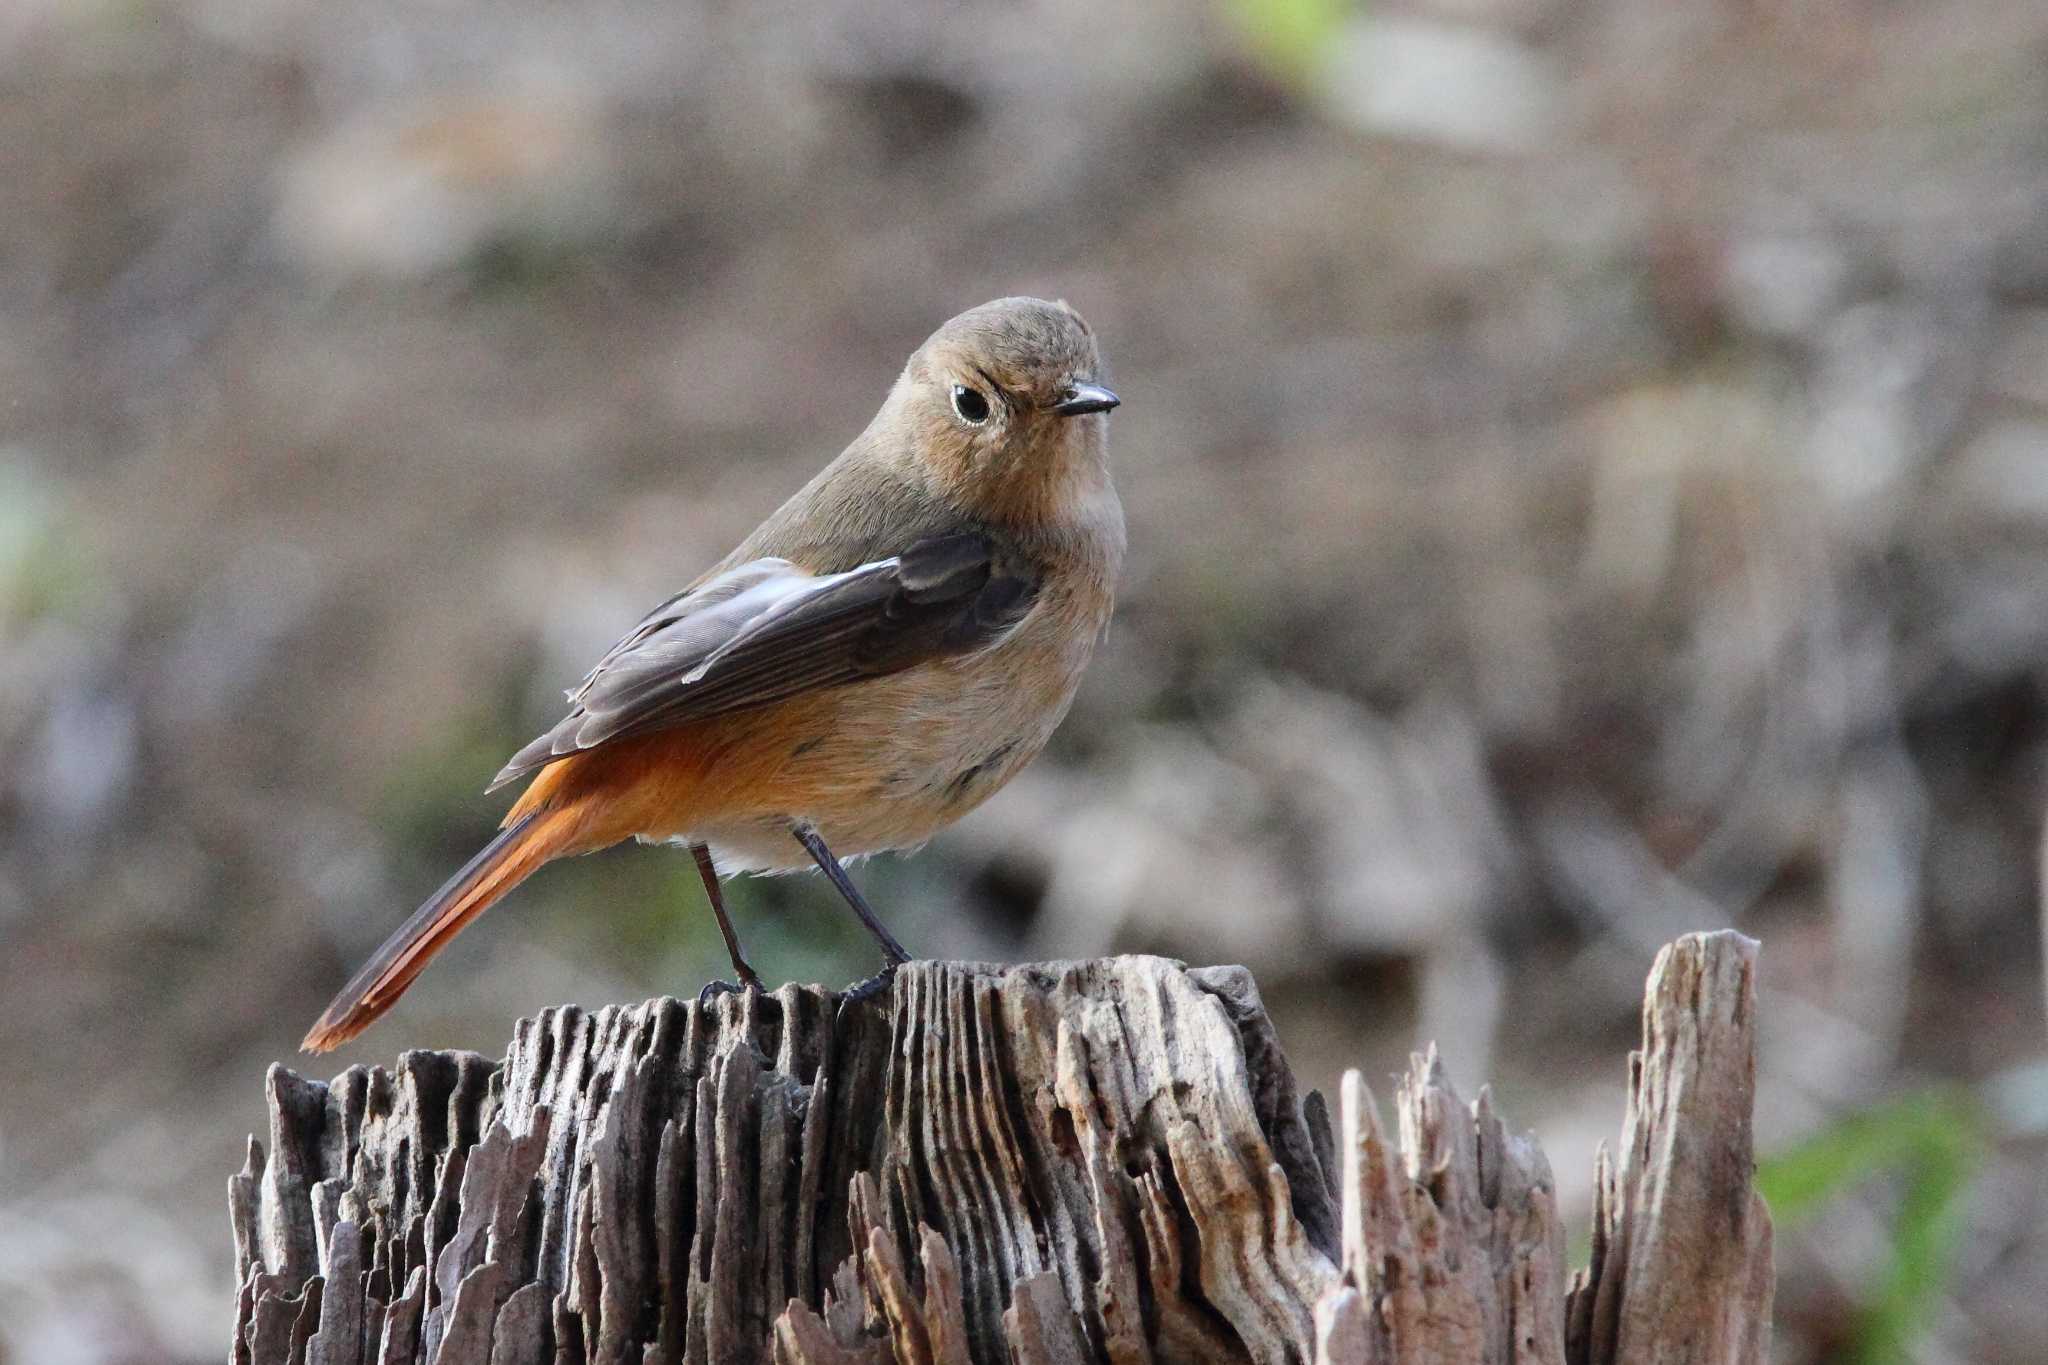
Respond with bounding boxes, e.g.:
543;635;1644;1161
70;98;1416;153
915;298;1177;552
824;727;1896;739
231;933;1771;1363
1566;934;1774;1364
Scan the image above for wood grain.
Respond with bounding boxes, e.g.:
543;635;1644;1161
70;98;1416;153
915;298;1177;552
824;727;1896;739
232;936;1770;1363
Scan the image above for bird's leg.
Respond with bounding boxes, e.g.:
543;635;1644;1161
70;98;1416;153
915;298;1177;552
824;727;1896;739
692;842;765;1003
791;824;913;964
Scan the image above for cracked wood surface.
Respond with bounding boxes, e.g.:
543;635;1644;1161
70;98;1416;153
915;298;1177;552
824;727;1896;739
230;936;1771;1363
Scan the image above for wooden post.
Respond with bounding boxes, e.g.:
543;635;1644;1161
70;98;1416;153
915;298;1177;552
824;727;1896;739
229;932;1771;1363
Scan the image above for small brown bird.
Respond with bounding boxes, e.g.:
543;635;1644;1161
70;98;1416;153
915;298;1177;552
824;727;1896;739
303;297;1122;1051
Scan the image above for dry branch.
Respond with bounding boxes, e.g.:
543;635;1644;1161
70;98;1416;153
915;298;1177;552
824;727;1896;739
230;933;1771;1363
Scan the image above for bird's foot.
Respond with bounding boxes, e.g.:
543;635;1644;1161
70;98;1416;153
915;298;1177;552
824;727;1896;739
838;961;901;1007
696;970;765;1007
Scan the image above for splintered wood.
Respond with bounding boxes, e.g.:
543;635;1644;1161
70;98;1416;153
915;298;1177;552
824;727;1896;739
231;934;1771;1364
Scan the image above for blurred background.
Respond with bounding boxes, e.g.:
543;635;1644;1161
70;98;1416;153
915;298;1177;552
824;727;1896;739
3;0;2046;1358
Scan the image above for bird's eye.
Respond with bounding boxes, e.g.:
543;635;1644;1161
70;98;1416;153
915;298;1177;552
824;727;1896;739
951;384;991;425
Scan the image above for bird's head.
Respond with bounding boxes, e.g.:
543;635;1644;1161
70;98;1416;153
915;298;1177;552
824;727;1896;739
887;296;1118;526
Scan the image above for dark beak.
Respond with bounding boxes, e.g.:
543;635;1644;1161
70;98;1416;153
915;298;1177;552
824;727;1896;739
1052;383;1120;417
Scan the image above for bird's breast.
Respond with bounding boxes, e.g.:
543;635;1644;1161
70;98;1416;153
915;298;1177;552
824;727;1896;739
673;581;1107;871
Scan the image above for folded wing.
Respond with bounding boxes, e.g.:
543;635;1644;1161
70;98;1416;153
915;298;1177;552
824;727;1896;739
488;533;1038;791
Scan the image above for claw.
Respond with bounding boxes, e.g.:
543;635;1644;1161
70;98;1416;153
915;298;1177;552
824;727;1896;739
696;973;764;1008
838;961;900;1008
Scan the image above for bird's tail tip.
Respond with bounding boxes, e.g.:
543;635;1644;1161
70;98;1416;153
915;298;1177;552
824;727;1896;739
298;809;561;1055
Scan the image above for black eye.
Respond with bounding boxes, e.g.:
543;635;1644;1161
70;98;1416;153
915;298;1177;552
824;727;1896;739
951;384;991;425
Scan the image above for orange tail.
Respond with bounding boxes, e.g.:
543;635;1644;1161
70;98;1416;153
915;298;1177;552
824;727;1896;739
301;807;578;1052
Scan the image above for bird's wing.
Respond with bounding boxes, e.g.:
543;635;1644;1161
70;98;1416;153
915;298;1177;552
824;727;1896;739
487;533;1038;791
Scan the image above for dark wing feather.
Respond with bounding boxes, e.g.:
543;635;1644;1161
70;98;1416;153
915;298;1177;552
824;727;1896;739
487;534;1037;791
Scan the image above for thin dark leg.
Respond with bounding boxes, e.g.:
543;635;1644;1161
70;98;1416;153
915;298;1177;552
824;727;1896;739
791;824;912;964
692;842;764;996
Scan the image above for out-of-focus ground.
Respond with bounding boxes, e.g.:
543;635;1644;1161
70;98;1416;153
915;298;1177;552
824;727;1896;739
4;0;2048;1359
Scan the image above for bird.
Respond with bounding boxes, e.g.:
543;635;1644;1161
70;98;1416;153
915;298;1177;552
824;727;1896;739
302;296;1123;1052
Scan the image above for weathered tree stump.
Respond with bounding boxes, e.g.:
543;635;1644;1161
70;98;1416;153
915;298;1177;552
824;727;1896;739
229;932;1772;1364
